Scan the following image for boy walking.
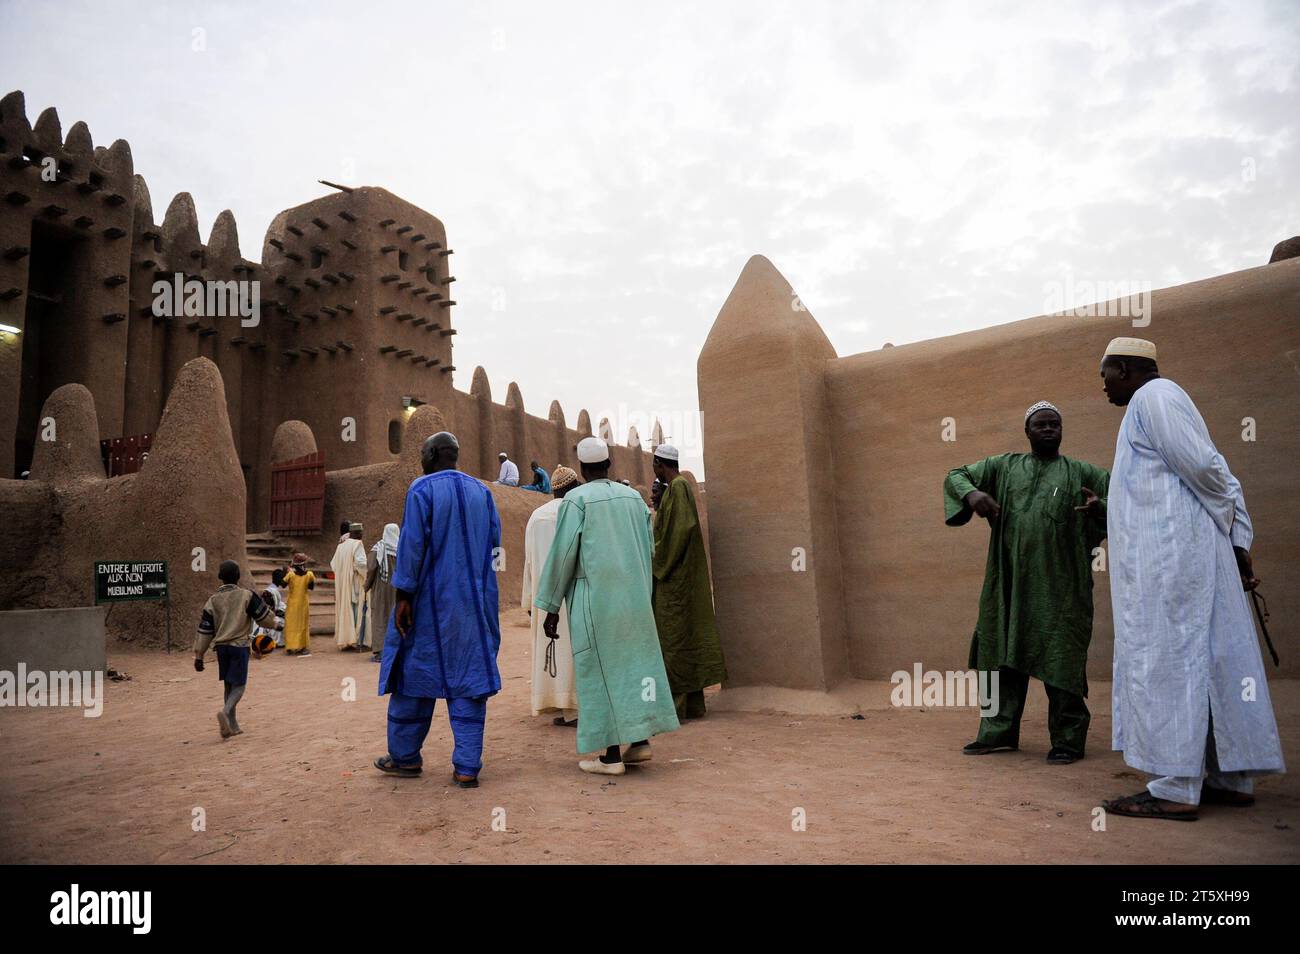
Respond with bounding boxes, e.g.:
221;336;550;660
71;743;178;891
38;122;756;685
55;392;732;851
195;560;282;739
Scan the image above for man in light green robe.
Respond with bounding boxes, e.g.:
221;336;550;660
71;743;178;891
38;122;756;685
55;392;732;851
535;437;680;775
651;445;727;719
943;401;1109;764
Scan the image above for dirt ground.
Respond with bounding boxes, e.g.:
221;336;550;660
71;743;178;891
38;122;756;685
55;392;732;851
2;610;1297;864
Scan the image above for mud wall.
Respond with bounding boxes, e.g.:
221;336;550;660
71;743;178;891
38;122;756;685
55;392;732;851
700;253;1300;689
0;358;247;648
0;89;657;533
285;405;551;614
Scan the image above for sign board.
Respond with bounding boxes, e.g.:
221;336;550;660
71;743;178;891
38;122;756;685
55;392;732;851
94;561;169;604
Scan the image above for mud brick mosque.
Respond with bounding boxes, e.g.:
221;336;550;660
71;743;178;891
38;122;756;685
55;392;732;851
0;89;657;645
0;89;655;499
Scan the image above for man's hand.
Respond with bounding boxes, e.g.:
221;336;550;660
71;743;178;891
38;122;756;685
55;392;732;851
1234;547;1260;591
543;612;560;640
395;597;413;638
964;489;1001;521
274;618;285;630
1074;485;1103;517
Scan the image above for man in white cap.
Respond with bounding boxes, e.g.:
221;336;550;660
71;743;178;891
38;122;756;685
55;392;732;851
944;402;1110;764
331;522;369;652
533;436;680;774
1098;338;1284;821
651;444;727;720
496;452;519;487
521;465;582;726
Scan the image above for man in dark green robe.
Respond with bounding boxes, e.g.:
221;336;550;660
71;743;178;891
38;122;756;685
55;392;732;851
651;445;727;720
943;401;1109;764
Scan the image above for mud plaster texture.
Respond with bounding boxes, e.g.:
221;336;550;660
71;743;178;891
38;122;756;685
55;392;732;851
270;420;318;462
0;357;245;646
0;88;664;648
0;89;657;528
700;253;1300;697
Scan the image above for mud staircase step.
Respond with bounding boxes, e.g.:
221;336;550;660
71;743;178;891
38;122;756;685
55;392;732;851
245;532;336;636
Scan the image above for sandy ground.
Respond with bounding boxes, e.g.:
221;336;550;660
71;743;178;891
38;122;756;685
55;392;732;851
2;609;1297;864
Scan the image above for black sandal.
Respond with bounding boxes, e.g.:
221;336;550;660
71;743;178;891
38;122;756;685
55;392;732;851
962;741;1017;755
1046;747;1083;764
1103;790;1198;821
374;755;421;778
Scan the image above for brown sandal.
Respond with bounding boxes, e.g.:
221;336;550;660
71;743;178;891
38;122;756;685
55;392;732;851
1103;790;1198;821
374;755;421;778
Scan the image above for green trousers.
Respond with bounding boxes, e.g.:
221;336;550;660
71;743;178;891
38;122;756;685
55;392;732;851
674;689;707;720
975;667;1089;755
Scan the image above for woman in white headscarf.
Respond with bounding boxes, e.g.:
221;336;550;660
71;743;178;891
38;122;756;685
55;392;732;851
364;523;401;662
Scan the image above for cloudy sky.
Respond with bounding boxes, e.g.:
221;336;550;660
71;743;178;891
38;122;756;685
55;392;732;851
2;0;1296;475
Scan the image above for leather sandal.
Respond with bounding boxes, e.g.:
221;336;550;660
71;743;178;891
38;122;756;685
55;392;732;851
1103;790;1198;821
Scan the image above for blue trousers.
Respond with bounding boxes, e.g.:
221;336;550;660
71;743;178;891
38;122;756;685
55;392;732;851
387;692;487;777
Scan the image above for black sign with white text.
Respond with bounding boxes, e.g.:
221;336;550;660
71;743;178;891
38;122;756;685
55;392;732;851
93;561;168;603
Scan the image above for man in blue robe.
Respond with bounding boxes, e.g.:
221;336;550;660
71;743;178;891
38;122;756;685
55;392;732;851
522;460;552;493
373;431;502;788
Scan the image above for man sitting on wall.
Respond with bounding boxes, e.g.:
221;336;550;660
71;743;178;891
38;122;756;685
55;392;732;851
522;460;551;493
943;401;1109;765
497;452;520;486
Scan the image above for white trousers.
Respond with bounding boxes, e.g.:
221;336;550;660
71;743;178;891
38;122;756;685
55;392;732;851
1147;719;1255;805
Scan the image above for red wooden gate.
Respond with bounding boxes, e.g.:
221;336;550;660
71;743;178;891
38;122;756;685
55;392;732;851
100;433;153;477
270;452;326;535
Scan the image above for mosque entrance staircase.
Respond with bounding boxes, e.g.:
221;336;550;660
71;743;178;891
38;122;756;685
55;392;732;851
245;531;335;636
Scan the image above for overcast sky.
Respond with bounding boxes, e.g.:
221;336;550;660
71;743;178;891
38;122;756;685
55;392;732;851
2;0;1296;476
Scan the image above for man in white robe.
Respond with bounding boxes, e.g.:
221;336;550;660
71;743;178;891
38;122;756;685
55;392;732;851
520;465;581;725
1098;337;1284;821
331;522;369;651
497;452;520;487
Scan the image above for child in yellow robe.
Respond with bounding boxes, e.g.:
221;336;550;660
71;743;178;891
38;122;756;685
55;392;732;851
283;553;315;656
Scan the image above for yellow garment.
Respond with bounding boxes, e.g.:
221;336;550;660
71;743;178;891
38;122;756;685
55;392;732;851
283;570;314;651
